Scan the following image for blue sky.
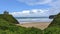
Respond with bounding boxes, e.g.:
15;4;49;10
0;0;60;17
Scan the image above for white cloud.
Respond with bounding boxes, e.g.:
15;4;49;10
22;10;30;14
48;0;60;15
11;0;60;17
10;9;49;17
17;0;52;5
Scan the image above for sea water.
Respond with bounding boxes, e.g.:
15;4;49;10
16;17;53;24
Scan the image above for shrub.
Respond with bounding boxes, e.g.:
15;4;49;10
44;26;60;34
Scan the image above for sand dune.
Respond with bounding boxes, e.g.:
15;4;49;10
16;22;51;30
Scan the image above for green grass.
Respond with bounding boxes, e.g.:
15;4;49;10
44;13;60;34
0;14;42;34
48;13;60;27
0;14;19;24
44;26;60;34
0;13;60;34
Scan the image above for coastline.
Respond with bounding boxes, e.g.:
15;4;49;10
16;22;51;30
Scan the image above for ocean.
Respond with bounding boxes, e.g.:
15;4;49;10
16;17;53;24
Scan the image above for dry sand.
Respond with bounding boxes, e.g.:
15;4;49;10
16;22;51;30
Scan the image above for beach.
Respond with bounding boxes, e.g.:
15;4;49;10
16;22;51;30
16;17;52;30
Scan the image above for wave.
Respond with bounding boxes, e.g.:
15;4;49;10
16;18;53;23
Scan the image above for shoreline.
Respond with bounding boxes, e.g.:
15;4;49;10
19;21;51;24
17;22;51;30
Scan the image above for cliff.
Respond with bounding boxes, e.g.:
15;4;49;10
0;14;19;24
48;13;60;27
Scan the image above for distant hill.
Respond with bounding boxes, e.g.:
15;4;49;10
49;15;56;19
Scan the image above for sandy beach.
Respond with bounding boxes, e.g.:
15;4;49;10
16;22;51;30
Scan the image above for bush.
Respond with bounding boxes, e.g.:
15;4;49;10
44;26;60;34
44;13;60;34
25;27;42;34
0;17;42;34
0;14;19;24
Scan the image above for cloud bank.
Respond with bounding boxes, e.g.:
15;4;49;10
17;0;60;13
12;0;60;17
10;9;49;17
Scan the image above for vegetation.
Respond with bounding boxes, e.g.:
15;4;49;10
0;14;42;34
49;15;56;19
0;14;19;24
4;11;9;15
44;13;60;34
25;27;42;34
48;13;60;27
0;12;60;34
44;26;60;34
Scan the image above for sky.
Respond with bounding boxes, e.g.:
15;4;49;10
0;0;60;17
